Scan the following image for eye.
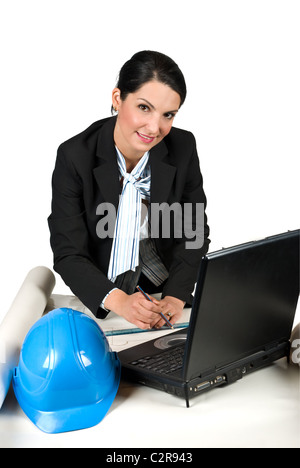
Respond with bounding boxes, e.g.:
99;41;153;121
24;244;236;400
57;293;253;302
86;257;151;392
164;112;176;120
138;104;150;112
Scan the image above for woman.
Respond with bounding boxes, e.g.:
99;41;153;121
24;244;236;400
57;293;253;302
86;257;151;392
48;50;210;330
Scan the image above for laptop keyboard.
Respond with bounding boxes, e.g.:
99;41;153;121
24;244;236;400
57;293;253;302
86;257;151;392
130;345;185;375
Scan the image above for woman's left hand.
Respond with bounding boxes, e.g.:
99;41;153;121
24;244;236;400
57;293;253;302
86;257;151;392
151;296;185;329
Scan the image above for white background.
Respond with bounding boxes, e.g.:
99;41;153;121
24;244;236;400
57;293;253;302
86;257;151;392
0;0;299;322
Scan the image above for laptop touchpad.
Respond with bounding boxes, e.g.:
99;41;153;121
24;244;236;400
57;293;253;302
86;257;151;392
154;334;187;350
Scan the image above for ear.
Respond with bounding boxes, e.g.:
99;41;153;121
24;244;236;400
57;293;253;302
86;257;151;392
112;88;122;112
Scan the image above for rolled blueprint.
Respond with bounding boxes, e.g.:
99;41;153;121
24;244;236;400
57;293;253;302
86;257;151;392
0;266;55;408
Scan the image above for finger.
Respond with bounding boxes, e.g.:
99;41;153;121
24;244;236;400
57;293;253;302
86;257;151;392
139;299;162;315
152;318;166;329
128;315;153;330
137;309;161;325
135;323;152;330
147;295;161;305
136;321;152;330
151;312;175;329
135;293;161;312
132;304;161;326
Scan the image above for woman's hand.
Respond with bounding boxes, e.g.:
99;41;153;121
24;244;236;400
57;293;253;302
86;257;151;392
103;289;162;329
151;296;185;329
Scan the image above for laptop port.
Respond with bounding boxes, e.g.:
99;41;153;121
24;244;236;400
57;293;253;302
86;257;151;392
214;375;226;384
195;381;211;392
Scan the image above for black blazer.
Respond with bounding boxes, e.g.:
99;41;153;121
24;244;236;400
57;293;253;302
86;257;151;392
48;116;210;318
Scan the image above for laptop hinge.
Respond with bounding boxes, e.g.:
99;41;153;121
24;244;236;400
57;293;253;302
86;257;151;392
199;368;216;378
198;346;280;379
264;340;280;352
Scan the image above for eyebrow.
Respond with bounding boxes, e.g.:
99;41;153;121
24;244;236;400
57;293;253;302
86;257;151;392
137;98;179;114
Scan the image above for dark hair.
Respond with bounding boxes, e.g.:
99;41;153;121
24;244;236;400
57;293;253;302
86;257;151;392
112;50;187;114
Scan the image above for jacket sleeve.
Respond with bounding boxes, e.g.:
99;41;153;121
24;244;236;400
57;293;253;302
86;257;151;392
48;145;115;318
160;134;210;305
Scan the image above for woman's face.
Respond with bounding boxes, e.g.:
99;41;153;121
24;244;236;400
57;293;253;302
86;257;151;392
112;80;181;160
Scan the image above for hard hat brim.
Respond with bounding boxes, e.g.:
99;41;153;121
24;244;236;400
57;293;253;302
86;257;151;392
13;361;121;434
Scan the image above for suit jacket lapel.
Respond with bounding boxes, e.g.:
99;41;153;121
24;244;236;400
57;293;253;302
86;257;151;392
93;117;121;209
150;139;177;205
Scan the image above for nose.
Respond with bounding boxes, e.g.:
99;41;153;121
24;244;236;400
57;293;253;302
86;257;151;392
145;115;160;136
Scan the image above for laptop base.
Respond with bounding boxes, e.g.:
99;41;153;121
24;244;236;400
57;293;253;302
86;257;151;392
121;342;290;408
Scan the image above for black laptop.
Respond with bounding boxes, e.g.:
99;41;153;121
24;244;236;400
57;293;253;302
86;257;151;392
118;230;300;407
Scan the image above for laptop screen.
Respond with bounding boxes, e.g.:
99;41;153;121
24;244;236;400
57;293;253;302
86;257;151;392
184;230;300;381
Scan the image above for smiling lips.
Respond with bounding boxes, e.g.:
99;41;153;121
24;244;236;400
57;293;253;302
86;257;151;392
136;132;156;144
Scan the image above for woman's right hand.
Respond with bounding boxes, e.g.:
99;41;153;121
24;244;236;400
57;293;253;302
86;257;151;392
103;289;162;329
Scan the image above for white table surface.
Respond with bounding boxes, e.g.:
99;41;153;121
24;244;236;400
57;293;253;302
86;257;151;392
0;295;299;449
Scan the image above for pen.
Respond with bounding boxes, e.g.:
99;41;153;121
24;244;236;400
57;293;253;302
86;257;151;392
136;285;174;329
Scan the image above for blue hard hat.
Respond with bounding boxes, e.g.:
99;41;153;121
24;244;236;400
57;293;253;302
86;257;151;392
12;308;121;434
